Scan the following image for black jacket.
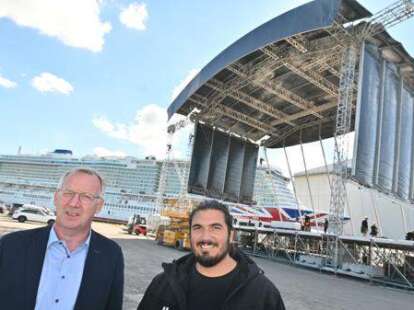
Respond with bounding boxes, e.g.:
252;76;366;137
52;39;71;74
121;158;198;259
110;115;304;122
138;249;285;310
0;226;124;310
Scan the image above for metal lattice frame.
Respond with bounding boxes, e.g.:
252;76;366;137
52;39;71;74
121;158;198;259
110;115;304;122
328;45;357;237
327;1;414;266
154;140;172;216
189;40;348;140
177;1;414;151
155;119;193;215
234;226;414;289
167;0;414;290
183;0;414;231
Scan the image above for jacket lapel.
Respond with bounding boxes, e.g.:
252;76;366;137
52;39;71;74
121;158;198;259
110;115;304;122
25;226;50;310
74;230;101;309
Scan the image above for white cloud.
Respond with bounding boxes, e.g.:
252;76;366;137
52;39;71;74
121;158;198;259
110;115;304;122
31;72;73;95
171;68;200;101
119;2;148;31
93;147;126;158
0;0;111;52
92;116;116;134
0;74;17;88
93;104;169;158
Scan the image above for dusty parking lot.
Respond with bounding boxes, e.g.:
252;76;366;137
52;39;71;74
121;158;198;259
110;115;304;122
1;214;413;310
0;213;139;239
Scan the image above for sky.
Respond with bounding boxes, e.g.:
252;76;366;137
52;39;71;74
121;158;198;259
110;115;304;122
0;0;413;173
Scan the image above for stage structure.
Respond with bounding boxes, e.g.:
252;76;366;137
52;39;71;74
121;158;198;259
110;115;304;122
353;43;414;201
188;122;259;204
233;225;414;290
166;0;414;281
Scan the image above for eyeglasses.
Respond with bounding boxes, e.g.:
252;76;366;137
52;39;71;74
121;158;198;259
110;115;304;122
59;189;102;205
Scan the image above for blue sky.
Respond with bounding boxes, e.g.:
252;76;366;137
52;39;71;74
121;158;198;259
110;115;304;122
0;0;413;171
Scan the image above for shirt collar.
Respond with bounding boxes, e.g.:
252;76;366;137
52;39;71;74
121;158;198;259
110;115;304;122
47;225;92;250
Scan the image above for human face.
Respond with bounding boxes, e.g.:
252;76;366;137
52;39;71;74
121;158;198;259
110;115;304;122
54;172;103;234
190;209;232;267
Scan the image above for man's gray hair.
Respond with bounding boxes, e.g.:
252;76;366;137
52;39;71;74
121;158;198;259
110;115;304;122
57;167;106;195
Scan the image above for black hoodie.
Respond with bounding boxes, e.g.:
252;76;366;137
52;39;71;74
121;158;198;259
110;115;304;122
137;249;285;310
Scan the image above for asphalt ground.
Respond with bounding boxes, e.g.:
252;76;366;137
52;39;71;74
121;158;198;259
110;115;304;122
1;214;413;310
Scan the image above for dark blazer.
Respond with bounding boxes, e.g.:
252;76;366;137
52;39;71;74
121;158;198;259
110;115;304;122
0;226;124;310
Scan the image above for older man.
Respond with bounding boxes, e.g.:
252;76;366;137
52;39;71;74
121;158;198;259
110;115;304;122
138;200;285;310
0;168;124;310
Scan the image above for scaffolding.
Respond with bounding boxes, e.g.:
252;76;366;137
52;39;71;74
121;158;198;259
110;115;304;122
234;226;414;290
327;0;414;265
154;118;193;216
164;0;414;292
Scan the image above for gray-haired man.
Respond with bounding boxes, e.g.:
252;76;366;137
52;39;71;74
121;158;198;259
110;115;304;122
0;168;124;310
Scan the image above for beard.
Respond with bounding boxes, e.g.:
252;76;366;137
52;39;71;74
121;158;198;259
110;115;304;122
193;239;231;267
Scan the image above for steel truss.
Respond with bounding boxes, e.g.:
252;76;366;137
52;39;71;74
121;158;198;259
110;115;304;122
327;0;414;266
177;0;414;269
189;37;349;139
155;119;193;216
196;38;347;129
327;45;357;265
234;226;414;290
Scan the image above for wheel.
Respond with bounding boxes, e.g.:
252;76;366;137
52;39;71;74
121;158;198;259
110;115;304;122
18;216;27;223
47;219;55;226
175;239;184;250
134;230;140;236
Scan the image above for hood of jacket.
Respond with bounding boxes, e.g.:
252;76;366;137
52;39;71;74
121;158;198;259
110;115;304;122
161;248;263;309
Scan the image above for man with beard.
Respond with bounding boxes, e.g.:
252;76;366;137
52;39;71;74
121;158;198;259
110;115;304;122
137;200;285;310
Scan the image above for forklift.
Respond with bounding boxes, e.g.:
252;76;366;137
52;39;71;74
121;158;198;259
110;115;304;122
124;214;147;236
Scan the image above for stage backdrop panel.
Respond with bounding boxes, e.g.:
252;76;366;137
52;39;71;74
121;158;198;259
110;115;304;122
396;87;413;200
188;122;258;204
353;43;414;202
353;44;382;186
376;63;399;192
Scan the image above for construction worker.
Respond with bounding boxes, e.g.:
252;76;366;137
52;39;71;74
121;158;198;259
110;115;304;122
406;231;414;241
323;218;329;233
304;215;311;232
138;200;285;310
361;217;369;237
370;223;378;238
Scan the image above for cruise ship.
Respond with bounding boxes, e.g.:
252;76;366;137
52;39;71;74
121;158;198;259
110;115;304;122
0;150;302;222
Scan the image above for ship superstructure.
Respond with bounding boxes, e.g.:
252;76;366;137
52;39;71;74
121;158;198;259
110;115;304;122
0;150;298;221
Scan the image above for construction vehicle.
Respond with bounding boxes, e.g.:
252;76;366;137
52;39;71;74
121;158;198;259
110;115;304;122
123;214;147;236
155;198;197;250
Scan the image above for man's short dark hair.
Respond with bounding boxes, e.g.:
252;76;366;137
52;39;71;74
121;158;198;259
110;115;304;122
189;200;233;234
